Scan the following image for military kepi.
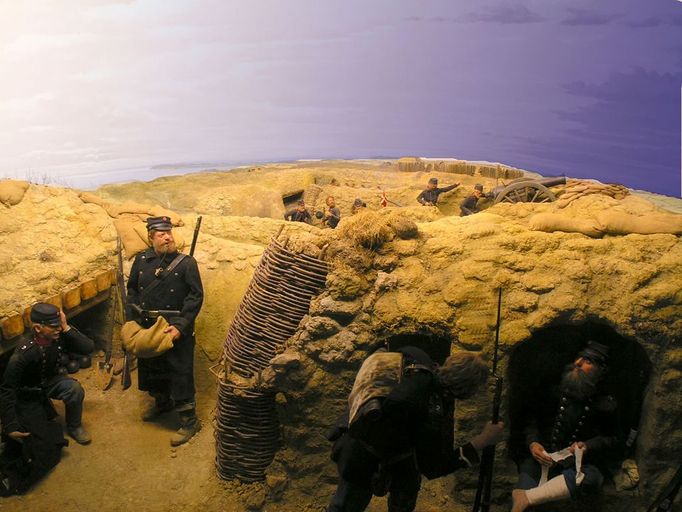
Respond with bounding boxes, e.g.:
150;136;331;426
578;340;609;367
146;216;173;232
30;302;61;327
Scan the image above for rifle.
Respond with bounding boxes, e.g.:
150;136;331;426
190;215;202;257
129;304;181;320
472;288;503;512
648;465;682;512
116;236;132;390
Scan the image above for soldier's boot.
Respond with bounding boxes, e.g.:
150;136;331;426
141;394;174;422
170;405;201;447
67;425;92;445
65;387;91;445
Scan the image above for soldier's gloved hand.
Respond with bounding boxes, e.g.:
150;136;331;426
470;421;505;450
530;442;554;466
164;325;181;341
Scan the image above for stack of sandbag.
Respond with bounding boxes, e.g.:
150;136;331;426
529;209;682;237
79;193;185;258
556;180;629;208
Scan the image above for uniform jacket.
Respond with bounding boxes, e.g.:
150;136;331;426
460;195;480;216
517;383;621;469
284;209;311;223
126;248;203;336
416;184;458;205
325;207;341;228
0;327;93;435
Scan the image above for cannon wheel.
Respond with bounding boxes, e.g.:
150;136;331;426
494;182;556;204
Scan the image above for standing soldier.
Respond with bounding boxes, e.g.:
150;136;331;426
416;177;460;206
127;216;204;446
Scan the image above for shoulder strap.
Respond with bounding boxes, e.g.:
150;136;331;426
137;253;187;304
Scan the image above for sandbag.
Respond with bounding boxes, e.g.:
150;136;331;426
113;218;150;257
528;213;603;238
120;317;174;358
597;211;682;235
0;180;30;207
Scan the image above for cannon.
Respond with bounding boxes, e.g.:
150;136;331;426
491;176;567;204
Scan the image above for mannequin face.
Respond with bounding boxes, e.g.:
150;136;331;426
33;322;61;341
149;229;176;254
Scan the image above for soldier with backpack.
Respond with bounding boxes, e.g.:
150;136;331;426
327;346;504;512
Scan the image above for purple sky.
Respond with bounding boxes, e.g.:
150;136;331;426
0;0;680;195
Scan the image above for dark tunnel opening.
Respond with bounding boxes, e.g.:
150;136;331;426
506;321;652;463
385;331;453;365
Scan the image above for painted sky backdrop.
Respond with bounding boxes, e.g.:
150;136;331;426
0;0;680;194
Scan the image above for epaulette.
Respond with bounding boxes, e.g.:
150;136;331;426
18;340;35;352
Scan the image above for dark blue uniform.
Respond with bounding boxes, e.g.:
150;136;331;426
328;347;479;512
127;247;203;407
514;384;621;499
416;184;458;206
0;327;94;435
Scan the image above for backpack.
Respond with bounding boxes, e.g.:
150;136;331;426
347;350;434;435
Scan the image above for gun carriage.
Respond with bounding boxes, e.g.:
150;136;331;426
491;176;567;204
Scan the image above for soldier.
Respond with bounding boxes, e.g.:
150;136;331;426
284;200;312;223
511;341;620;511
459;184;486;216
416;177;460;206
327;346;504;512
127;216;204;446
323;195;341;229
351;198;367;215
0;303;94;447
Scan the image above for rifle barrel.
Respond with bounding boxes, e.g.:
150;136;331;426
189;215;203;257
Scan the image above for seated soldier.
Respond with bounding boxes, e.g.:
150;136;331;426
0;303;94;495
511;341;621;511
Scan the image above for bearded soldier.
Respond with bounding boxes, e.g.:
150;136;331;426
127;216;204;446
511;341;621;511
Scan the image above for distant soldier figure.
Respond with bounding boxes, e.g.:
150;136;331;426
127;216;204;446
284;200;312;223
351;198;367;215
323;196;341;229
0;303;94;495
460;184;486;216
416;177;460;206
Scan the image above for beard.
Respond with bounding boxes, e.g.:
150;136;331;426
560;363;600;401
